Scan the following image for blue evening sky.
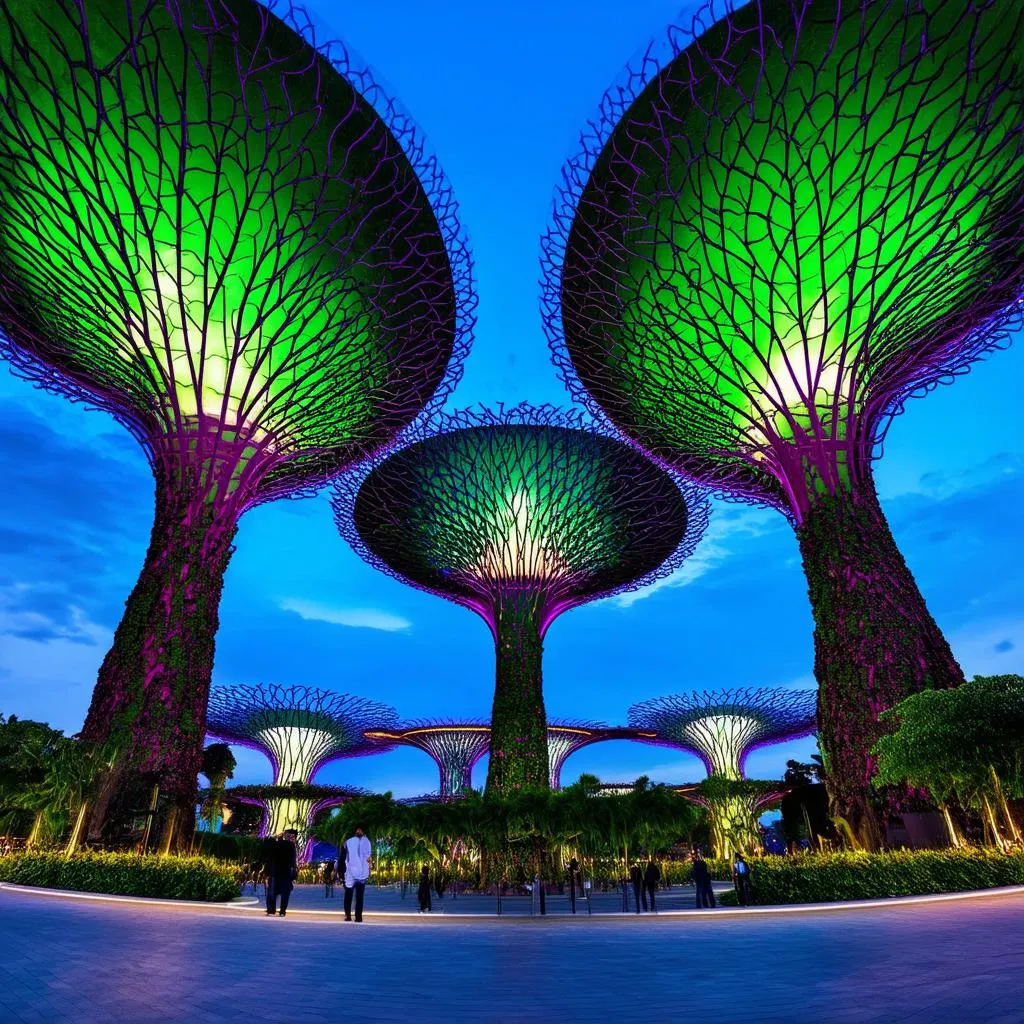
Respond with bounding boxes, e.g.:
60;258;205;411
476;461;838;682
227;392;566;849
0;1;1021;798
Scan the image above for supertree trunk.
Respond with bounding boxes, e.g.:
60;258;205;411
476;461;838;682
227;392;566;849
485;594;549;793
795;475;964;850
83;461;239;847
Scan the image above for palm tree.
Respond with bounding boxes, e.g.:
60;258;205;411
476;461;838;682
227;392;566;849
199;743;237;833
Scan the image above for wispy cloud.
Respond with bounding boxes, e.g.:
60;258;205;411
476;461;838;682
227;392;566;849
614;505;778;608
278;598;411;633
898;453;1021;501
949;617;1024;677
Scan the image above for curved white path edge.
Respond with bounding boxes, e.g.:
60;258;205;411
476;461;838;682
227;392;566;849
3;881;1024;919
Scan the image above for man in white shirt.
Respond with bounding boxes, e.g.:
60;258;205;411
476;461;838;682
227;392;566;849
343;826;372;922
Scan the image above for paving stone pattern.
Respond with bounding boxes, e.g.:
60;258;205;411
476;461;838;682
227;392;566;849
1;888;1023;1023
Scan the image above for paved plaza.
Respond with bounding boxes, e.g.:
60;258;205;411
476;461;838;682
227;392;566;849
1;887;1023;1023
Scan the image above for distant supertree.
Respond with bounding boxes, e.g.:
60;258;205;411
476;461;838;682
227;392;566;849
0;0;472;841
206;685;398;787
364;722;491;799
629;689;817;779
334;404;709;793
365;719;658;795
546;722;657;790
225;782;365;861
629;688;816;854
545;0;1024;846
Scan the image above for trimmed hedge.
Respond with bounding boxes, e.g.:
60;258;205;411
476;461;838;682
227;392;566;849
0;851;241;902
192;831;264;864
717;849;1024;905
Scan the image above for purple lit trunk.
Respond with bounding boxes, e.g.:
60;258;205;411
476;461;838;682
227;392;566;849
796;479;964;850
82;467;238;848
484;594;550;793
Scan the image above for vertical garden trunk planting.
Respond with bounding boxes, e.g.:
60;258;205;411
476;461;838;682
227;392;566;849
797;481;964;848
83;467;238;846
486;595;549;793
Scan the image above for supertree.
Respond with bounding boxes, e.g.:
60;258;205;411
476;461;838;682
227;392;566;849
334;403;709;793
544;0;1024;846
629;688;816;854
546;721;657;790
364;722;491;799
364;719;659;795
206;684;398;785
0;0;472;840
224;782;365;861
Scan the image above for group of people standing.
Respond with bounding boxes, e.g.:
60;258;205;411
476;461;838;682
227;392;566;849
630;850;753;911
691;850;753;908
261;826;373;921
628;859;661;912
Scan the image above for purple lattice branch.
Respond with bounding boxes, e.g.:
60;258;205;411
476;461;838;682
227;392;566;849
332;401;711;633
206;684;398;784
541;0;1024;520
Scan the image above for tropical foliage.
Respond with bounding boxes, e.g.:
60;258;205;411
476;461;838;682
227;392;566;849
0;850;240;901
198;743;236;833
0;716;112;852
314;777;706;887
874;675;1024;850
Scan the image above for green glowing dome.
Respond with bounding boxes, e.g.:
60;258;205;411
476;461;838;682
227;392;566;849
558;0;1024;501
349;417;692;610
0;0;461;495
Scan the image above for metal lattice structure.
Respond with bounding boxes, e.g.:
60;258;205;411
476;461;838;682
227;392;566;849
365;718;661;794
629;688;813;857
543;0;1024;846
364;721;491;799
334;403;710;793
207;685;398;786
0;0;473;836
628;688;817;779
546;721;658;790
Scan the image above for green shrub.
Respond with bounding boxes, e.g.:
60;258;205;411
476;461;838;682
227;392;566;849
717;849;1024;905
192;831;264;864
0;851;241;901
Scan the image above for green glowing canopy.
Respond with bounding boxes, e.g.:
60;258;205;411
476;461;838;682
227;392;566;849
352;422;690;608
0;0;457;491
562;0;1024;498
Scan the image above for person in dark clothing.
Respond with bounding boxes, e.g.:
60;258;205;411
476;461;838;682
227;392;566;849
732;853;752;906
629;862;645;913
323;858;336;898
691;851;715;908
264;830;298;917
417;866;432;913
644;859;661;912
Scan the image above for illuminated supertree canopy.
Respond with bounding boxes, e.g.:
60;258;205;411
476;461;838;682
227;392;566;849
545;0;1024;846
364;722;491;799
206;684;398;786
334;403;709;793
0;0;472;839
629;688;815;855
628;689;817;780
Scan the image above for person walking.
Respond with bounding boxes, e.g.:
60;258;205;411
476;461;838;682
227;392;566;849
343;826;372;922
323;858;336;899
629;861;645;913
644;858;661;912
691;851;716;909
264;830;298;917
417;866;432;913
732;852;752;906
